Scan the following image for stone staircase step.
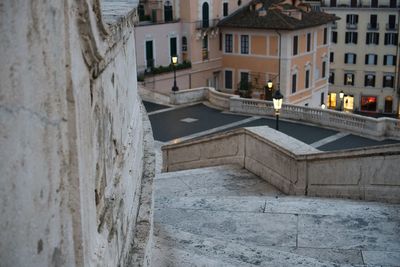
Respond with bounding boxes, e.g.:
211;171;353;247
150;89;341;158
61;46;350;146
153;225;346;267
155;165;282;198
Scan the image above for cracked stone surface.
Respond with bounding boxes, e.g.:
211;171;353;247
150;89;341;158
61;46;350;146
152;165;400;266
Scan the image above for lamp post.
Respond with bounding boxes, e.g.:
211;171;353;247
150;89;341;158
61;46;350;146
265;79;273;100
339;90;344;111
171;55;179;92
272;89;284;131
321;103;326;109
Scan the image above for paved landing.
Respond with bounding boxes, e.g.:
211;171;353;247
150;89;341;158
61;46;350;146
152;165;400;267
145;101;400;151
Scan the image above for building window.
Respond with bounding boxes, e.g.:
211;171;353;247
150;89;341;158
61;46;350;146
390;0;397;7
344;53;357;64
331;31;338;43
240;35;249;54
182;36;187;52
322;61;327;78
385;96;393;113
368;14;378;29
345;32;358;44
364;74;375;87
164;2;173;22
170;37;177;58
223;2;229;16
366;32;379;45
388;15;397;30
328;93;336;109
330;0;337;6
293;35;298;55
384;55;396;66
305;69;310;88
346;14;358;28
361;96;377;112
225;70;233;89
323;28;327;44
365;54;377;65
202;35;208;60
371;0;378;7
292;73;297;93
202;2;209;28
307;33;311;52
384;33;398;45
383;75;394;88
329;72;335;84
225;34;233;53
344;73;355;86
145;40;154;69
330;52;334;63
219;33;222;51
321;92;325;105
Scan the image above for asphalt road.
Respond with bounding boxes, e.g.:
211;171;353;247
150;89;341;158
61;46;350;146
143;101;400;151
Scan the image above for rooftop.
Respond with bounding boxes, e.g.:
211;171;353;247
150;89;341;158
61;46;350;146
218;0;339;30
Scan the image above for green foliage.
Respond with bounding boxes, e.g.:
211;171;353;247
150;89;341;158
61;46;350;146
146;61;192;75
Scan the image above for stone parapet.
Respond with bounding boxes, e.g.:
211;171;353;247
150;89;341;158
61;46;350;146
162;126;400;203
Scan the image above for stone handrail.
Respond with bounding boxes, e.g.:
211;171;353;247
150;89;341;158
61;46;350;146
162;126;400;203
170;87;400;139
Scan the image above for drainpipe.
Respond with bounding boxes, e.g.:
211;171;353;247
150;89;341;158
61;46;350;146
396;9;400;117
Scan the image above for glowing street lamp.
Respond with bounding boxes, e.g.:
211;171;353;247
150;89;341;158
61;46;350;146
272;89;283;130
171;55;179;92
321;103;326;109
265;79;273;100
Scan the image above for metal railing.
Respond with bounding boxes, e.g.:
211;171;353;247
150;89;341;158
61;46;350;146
346;23;358;30
367;23;379;30
195;19;220;29
386;23;398;31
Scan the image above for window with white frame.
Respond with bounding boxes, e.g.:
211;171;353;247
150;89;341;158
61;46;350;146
346;14;358;25
240;35;249;54
384;55;396;66
292;73;297;93
225;34;233;53
345;53;357;64
305;69;310;88
365;54;377;65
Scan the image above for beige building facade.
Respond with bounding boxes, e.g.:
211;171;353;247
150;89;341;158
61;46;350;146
321;0;400;116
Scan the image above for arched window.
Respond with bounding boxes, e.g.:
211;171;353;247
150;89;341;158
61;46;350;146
164;1;173;22
202;2;209;28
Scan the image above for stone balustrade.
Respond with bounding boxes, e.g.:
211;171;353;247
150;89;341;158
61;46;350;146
171;87;400;139
162;126;400;203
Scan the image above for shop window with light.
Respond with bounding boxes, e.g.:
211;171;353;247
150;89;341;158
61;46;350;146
329;72;335;84
344;53;356;64
240;35;249;54
365;54;377;65
328;93;337;109
383;55;396;66
364;74;375;87
344;73;354;86
383;75;394;88
361;96;377;112
343;95;354;111
225;34;233;53
225;70;233;89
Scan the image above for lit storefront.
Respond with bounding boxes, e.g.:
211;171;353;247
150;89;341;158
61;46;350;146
360;96;377;112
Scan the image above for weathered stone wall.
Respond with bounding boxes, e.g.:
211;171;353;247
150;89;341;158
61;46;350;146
0;1;153;266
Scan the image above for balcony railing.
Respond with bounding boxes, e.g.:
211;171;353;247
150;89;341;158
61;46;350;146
386;23;398;31
196;19;220;29
346;23;358;30
367;23;379;30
